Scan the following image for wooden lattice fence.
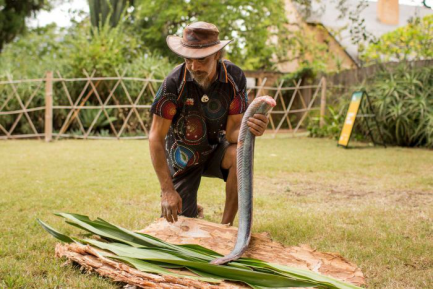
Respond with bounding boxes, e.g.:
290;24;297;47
0;70;161;141
247;76;327;136
0;71;326;141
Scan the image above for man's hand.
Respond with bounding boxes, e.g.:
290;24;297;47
247;114;269;136
150;115;182;223
161;190;182;223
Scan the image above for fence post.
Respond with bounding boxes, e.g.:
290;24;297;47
320;76;327;128
45;71;53;142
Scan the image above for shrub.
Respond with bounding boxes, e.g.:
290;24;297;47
308;63;433;148
361;15;433;63
307;106;347;140
362;64;433;148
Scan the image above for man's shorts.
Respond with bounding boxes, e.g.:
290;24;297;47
172;139;231;218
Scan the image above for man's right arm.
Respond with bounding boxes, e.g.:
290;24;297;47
149;114;182;223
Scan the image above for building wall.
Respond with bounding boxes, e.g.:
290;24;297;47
305;24;357;71
274;0;357;73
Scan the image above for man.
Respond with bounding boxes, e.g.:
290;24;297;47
149;22;268;225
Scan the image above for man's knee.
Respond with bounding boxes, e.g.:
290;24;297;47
222;144;237;170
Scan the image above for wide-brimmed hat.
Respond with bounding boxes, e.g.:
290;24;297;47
166;22;232;59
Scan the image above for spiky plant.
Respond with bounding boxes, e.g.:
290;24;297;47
88;0;134;29
362;64;433;148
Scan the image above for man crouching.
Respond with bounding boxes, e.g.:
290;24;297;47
149;22;268;225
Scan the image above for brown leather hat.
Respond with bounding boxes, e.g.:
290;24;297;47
166;22;232;59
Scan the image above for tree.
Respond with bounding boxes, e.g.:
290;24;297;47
361;15;433;63
132;0;291;70
131;0;377;71
0;0;52;52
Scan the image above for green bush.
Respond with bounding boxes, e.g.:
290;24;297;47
362;64;433;148
361;15;433;63
308;64;433;148
307;106;347;139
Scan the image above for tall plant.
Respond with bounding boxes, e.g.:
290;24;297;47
88;0;134;29
362;64;433;148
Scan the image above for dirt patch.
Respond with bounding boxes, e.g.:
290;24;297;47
255;174;433;208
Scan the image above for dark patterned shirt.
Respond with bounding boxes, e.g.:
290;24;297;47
150;60;248;177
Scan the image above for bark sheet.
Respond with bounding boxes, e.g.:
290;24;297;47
55;216;365;288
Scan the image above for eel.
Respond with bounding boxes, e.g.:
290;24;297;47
210;95;276;265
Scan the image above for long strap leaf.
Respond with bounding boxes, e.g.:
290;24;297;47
38;213;363;289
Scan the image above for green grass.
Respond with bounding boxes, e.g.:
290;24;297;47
0;137;432;288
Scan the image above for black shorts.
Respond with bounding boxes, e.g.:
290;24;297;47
172;139;231;218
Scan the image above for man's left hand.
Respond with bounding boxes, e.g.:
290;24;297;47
247;114;269;136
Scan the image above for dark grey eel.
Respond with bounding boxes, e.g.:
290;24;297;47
211;96;276;265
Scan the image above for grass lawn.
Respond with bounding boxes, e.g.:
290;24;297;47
0;137;432;288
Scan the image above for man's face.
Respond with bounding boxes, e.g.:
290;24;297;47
185;52;219;89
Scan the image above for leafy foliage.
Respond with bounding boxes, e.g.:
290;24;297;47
346;0;374;46
361;15;433;63
132;0;291;70
361;64;433;148
125;0;370;73
61;19;141;78
308;106;347;139
0;7;172;79
0;24;66;79
311;64;433;148
0;0;51;51
80;109;117;131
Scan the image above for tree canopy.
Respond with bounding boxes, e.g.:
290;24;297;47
1;0;394;74
0;0;51;52
361;15;433;63
132;0;291;70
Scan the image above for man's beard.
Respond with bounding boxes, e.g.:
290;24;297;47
189;70;212;90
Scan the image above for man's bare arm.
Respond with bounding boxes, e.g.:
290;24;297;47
226;113;269;144
149;114;182;223
226;114;243;143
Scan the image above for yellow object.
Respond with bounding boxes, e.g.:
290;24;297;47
338;91;363;147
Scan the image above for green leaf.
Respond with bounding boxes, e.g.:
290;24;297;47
39;213;363;288
107;255;222;284
37;219;75;244
83;239;316;288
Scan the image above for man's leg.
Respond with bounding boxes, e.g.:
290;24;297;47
172;165;203;218
220;144;238;225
